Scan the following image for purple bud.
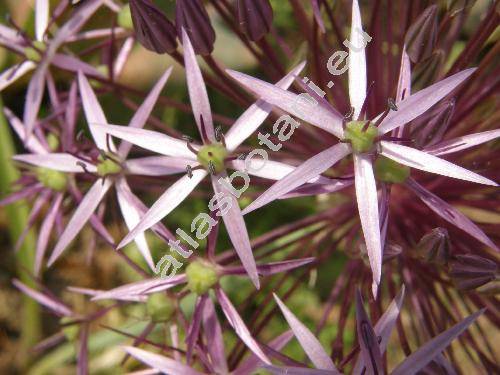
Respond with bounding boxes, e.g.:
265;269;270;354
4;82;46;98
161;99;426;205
176;0;215;55
129;0;177;54
416;228;451;265
450;254;498;290
237;0;273;41
404;5;438;63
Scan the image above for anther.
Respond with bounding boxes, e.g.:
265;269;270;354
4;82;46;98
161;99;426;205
237;152;248;160
76;161;90;174
215;126;223;142
387;98;398;111
186;164;193;178
373;98;398;128
183;135;198;155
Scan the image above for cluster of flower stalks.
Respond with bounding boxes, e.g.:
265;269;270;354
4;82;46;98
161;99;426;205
1;0;499;373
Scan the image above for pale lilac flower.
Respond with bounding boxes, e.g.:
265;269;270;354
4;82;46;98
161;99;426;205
94;30;320;288
12;69;176;271
227;0;498;296
0;0;109;138
268;287;484;374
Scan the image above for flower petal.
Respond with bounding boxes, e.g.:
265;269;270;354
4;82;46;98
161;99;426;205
378;68;476;135
242;143;352;215
211;174;259;288
23;63;47;138
35;0;49;41
0;61;36;92
392;310;484;375
48;179;112;266
353;153;382;297
355;290;383;375
118;67;173;158
273;293;336;371
13;153;96;173
124;346;203;375
311;0;326;33
216;288;271;364
380;141;497;186
225;61;306;151
353;286;405;374
96;124;195;159
117;170;206;249
3;106;46;154
348;0;368;118
406;178;498;251
186;294;208;361
115;178;155;271
226;69;344;138
396;47;412;102
425;129;500;156
202;297;228;374
12;279;72;317
78;71;116;151
35;193;63;275
125;156;193;176
228;159;330;183
264;366;334;374
182;28;215;143
52;54;104;77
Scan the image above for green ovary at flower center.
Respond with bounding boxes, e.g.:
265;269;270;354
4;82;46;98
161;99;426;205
36;168;68;192
24;41;46;62
374;156;410;184
344;121;378;153
186;260;219;295
97;155;122;177
196;143;228;174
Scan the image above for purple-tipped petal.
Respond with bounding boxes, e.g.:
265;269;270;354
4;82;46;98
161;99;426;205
355;290;383;375
118;170;206;249
353;154;382;296
406;178;498;251
115;178;155;271
273;294;337;371
124;346;203;375
225;61;306;152
48;179;112;266
35;193;63;275
113;37;134;78
12;279;72;317
13;153;96;173
182;29;215;143
353;286;405;374
425;129;500;156
202;297;228;374
242;143;352;215
348;0;368;118
391;310;484;375
125;156;194;176
211;174;259;288
226;69;344;138
118;67;173;158
216;288;271;364
96;124;195;159
380;141;498;186
78;71;116;151
0;61;36;91
378;68;476;135
396;48;412;102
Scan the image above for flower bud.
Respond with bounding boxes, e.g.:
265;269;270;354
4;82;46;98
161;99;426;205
186;259;219;295
416;228;450;265
237;0;273;41
404;5;438;63
146;293;176;322
450;254;498;290
176;0;215;55
129;0;177;54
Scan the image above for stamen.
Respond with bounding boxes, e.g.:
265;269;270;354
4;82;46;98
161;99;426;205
183;135;198;155
379;136;414;144
373;98;398;128
215;126;222;142
362;120;372;132
359;81;375;120
199;115;209;144
186;164;193;178
76;161;90;174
